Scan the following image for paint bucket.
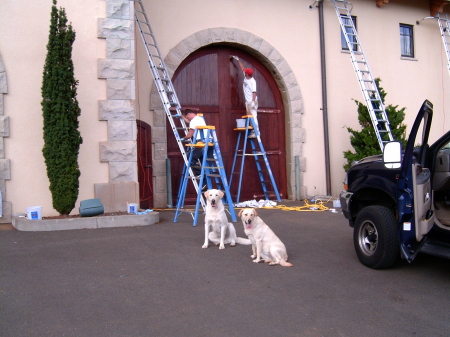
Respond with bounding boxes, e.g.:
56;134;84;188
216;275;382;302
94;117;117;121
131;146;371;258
127;203;138;214
26;206;42;220
236;119;246;128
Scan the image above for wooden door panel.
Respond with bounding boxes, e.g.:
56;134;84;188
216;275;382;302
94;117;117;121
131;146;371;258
137;121;153;209
168;45;286;203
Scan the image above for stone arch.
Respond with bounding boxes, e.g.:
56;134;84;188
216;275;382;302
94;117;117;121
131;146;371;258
0;53;11;222
150;28;306;204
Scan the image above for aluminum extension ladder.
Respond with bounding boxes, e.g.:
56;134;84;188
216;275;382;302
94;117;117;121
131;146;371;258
132;0;205;210
175;126;236;226
331;0;394;151
437;13;450;76
229;115;281;204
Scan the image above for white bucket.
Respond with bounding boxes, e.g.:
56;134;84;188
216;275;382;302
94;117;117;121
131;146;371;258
127;203;138;214
26;206;42;220
236;119;246;128
333;199;341;208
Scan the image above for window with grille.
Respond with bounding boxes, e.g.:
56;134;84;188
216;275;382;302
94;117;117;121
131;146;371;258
400;24;414;58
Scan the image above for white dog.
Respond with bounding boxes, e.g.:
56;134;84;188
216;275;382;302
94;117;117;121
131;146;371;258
202;189;251;249
238;208;293;267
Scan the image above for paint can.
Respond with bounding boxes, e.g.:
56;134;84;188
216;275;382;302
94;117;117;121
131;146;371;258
236;119;245;128
127;203;138;214
26;206;42;220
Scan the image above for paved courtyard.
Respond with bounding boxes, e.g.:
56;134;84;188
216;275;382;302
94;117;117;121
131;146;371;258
1;202;449;336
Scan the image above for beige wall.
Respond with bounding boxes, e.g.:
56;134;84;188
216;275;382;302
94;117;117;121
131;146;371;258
1;0;449;217
0;0;108;216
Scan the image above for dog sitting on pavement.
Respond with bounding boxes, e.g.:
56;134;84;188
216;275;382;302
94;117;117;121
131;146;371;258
202;189;251;249
238;208;293;267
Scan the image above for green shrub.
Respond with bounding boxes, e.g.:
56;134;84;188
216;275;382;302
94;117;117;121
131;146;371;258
41;0;82;215
343;78;407;172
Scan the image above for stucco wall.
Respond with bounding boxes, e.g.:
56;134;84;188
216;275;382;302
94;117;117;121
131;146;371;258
0;0;108;216
0;0;449;216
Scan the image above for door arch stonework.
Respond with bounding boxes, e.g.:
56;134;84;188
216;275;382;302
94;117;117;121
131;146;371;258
150;28;305;206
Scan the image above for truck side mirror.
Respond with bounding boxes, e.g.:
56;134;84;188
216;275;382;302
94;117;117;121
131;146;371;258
383;141;402;169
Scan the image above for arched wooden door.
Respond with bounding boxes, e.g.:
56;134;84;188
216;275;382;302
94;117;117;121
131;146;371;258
168;45;287;203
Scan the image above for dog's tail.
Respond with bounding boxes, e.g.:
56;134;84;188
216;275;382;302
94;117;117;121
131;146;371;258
236;237;252;245
280;259;293;267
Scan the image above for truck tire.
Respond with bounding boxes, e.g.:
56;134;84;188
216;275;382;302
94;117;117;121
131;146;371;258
353;205;400;269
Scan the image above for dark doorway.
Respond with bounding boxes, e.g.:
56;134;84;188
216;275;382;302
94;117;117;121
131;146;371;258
168;45;287;203
137;120;153;209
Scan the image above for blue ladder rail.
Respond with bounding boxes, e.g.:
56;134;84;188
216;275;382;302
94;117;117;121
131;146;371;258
174;126;236;226
229;115;281;204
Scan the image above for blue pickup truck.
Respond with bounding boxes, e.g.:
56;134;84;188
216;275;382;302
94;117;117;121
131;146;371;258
340;100;450;269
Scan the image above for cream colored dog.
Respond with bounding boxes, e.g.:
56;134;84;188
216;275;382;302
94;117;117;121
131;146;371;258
202;189;251;249
238;208;293;267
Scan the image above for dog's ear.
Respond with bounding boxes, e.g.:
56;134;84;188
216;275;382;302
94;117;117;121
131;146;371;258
238;209;243;217
218;190;224;199
203;190;209;199
253;208;258;217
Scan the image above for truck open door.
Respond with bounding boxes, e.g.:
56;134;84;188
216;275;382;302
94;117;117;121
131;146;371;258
396;100;434;262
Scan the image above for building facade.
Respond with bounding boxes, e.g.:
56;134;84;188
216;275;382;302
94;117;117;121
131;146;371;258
0;0;449;219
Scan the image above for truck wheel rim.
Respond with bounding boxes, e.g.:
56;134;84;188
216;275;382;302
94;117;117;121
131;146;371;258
359;221;378;256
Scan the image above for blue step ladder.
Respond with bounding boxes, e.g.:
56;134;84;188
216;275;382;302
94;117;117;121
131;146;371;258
229;115;281;204
174;126;237;226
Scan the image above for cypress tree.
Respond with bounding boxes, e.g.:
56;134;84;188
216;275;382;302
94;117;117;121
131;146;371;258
343;78;407;172
41;0;82;215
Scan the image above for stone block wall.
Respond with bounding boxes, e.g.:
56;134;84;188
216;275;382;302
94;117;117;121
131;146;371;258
0;54;11;223
96;0;139;211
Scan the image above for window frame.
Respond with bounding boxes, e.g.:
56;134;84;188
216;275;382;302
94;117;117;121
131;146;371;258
400;23;415;58
341;15;357;52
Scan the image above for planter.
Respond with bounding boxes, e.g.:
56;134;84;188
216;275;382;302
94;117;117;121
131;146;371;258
12;212;159;232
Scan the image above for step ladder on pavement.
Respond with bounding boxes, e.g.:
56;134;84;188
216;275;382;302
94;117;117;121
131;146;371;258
229;115;281;204
174;126;236;226
132;0;205;210
331;0;394;151
437;12;450;76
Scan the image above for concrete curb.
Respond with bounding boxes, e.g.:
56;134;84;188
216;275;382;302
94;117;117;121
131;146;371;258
12;212;159;231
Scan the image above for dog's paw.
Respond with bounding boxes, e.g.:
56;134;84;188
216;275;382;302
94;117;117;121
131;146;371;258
252;259;261;263
219;244;225;249
251;254;256;259
230;242;236;247
202;244;208;249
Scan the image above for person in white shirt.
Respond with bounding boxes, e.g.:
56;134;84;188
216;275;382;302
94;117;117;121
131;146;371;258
180;109;211;175
231;55;258;138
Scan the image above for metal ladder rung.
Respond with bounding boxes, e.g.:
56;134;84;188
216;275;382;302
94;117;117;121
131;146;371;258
148;54;162;59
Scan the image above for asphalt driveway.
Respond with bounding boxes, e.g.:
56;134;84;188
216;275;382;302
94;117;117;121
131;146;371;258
1;202;449;337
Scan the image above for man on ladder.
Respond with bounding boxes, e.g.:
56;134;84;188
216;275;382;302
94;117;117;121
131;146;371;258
180;109;212;176
231;55;258;138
